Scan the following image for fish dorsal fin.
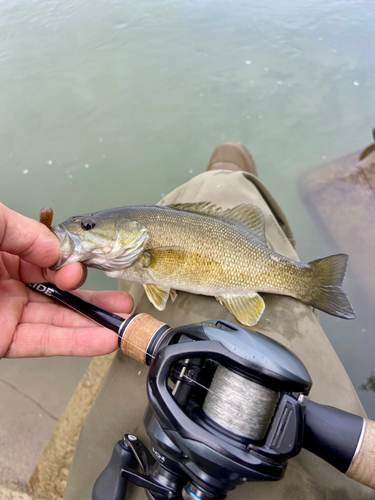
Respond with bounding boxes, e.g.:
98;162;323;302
167;202;223;217
222;204;266;244
168;202;266;244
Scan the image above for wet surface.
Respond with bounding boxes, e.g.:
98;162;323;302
0;0;374;470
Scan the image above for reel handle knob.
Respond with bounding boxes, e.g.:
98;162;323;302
347;418;375;489
92;438;137;500
119;313;169;364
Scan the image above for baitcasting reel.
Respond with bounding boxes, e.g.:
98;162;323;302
93;314;370;500
26;284;375;499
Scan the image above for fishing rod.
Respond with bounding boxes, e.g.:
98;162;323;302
27;283;375;500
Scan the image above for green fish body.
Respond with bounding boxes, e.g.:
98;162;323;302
51;203;355;326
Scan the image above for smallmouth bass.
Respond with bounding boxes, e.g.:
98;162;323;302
50;202;355;326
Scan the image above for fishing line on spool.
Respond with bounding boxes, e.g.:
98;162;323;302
105;328;280;439
203;365;279;440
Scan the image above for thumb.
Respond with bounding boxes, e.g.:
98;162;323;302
0;203;60;268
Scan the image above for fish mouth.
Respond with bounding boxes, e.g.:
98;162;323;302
49;221;149;273
49;226;82;270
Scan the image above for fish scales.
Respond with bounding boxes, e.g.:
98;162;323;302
101;206;309;296
50;203;355;326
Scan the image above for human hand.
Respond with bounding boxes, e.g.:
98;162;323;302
0;203;134;358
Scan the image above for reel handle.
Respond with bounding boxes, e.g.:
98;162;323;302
92;437;137;500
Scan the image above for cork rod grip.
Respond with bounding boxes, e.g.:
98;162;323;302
347;419;375;489
119;313;168;365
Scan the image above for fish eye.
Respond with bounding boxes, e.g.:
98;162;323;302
81;217;96;231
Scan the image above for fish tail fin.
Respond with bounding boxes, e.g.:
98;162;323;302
307;254;356;319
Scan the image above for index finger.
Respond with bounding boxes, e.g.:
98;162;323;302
0;203;60;268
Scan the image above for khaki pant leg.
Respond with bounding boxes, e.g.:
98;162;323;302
64;171;374;500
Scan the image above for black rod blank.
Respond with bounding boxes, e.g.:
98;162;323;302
27;283;125;334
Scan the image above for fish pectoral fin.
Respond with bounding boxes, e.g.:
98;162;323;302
216;292;265;326
139;248;184;268
150;245;184;252
147;247;188;265
144;284;170;311
138;251;152;268
169;289;178;302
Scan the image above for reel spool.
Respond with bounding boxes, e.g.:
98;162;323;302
202;364;280;441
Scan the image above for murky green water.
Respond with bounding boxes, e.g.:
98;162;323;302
1;0;374;416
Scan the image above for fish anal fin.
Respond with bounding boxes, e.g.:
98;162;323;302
168;202;266;244
216;292;265;326
143;284;170;311
170;289;178;302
